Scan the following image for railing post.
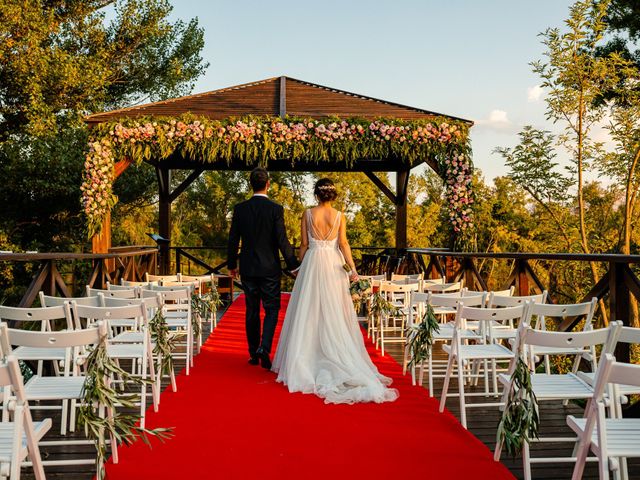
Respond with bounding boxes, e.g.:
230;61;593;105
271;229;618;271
515;259;530;296
609;261;631;362
175;248;181;274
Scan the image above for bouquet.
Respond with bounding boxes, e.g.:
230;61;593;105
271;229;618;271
349;278;371;315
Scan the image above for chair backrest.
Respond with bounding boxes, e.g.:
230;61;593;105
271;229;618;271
527;298;597;331
86;286;138;299
591;353;640;401
430;292;486;309
424;281;463;293
121;279;157;287
147;284;194;294
491;286;515;297
39;293;102;308
149;288;190;303
106;282;142;292
380;282;420;293
488;291;547;308
391;273;423;282
455;303;528;342
101;294;162;311
0;304;73;330
360;274;386;282
4;322;106;349
146;273;179;283
162;280;199;290
423;277;445;286
521;322;621;352
72;303;147;329
618;326;640;345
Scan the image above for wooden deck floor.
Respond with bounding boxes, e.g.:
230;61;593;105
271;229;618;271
17;307;640;480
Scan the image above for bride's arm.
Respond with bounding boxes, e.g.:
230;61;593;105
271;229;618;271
298;213;308;262
338;214;357;278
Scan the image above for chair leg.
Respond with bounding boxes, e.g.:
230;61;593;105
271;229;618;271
427;351;433;397
523;440;532;480
60;399;68;435
439;353;455;413
457;356;467;429
69;399;77;433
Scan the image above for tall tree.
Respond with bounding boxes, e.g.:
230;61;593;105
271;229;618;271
0;0;207;250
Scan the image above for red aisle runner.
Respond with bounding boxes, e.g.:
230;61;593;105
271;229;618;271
106;295;513;480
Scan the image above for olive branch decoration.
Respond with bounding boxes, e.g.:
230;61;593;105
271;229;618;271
149;309;176;376
349;279;371;315
407;304;440;367
191;285;223;337
496;349;540;457
77;337;173;479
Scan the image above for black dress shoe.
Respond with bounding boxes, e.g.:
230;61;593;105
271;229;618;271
248;356;259;365
256;347;272;370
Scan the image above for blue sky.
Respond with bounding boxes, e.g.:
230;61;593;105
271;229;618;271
167;0;576;182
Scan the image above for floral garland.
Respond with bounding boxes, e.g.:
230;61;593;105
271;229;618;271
81;114;473;238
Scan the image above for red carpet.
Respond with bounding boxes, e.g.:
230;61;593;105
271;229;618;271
105;295;513;479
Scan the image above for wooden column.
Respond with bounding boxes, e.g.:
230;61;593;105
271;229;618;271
609;261;631;363
395;169;409;250
157;167;172;275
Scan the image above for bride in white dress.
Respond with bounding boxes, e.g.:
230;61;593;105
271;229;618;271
272;178;399;405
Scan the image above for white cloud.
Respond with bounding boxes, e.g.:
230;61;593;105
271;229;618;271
527;85;543;102
476;109;514;133
488;109;510;124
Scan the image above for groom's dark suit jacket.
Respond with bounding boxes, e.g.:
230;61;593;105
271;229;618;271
226;195;299;277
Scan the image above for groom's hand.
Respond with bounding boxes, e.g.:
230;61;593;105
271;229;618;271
229;268;239;279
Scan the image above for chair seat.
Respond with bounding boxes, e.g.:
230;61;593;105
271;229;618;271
498;373;594;400
0;419;51;462
432;306;456;316
531;345;587;356
112;331;144;343
24;376;86;400
107;344;144;359
567;417;640;457
12;346;66;361
443;343;514;359
577;372;640;396
109;319;137;328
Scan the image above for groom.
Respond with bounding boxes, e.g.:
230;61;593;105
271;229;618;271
226;167;300;369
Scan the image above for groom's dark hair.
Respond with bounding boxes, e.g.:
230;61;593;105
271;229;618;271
249;167;269;192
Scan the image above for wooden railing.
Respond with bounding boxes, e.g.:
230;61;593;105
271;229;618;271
0;247;158;307
405;249;640;362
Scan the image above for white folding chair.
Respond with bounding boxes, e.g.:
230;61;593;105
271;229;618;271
377;282;419;355
424;280;463;293
363;276;386;341
180;274;218;327
495;323;621;480
0;305;73;377
417;292;487;395
0;322;119;470
146;273;179;283
121;279;157;288
0;355;50;480
72;303;158;428
38;294;102;329
569;354;640;480
527;298;598;374
486;291;547;341
439;303;528;428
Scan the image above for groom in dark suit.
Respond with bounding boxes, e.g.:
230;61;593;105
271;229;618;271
227;167;300;369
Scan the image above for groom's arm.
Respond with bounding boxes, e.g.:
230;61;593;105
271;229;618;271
274;205;299;271
227;205;241;276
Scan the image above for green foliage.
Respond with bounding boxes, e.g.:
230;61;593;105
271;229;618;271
0;0;207;252
78;338;173;479
149;310;176;376
407;304;440;367
349;278;371;315
191;286;223;338
497;357;540;457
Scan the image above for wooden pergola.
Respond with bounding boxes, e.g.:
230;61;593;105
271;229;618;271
86;76;473;273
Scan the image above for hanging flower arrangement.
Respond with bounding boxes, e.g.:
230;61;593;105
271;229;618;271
81;114;473;238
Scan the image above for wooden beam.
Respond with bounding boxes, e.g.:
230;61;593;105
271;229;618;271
363;172;396;203
395;169;409;249
157;167;172;274
279;76;287;118
168;168;204;202
609;262;630;362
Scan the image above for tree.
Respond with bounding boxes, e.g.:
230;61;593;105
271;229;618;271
0;0;207;251
532;0;629;299
495;126;575;250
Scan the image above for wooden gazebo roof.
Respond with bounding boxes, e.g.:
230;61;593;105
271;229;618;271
86;76;472;125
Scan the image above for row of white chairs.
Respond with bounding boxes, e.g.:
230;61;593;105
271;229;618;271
0;273;221;478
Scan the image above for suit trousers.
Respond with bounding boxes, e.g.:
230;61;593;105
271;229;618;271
241;275;281;355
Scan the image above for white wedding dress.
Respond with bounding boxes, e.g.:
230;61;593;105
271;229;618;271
272;210;399;405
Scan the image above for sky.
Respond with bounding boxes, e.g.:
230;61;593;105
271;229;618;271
166;0;577;182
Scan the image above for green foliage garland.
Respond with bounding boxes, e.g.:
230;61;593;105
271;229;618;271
190;286;223;337
497;357;540;457
349;278;371;314
81;114;473;240
77;338;173;479
149;310;176;376
407;304;440;367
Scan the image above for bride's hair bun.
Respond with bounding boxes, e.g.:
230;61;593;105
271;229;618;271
314;178;338;202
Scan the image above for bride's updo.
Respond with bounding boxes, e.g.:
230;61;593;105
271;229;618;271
314;178;338;202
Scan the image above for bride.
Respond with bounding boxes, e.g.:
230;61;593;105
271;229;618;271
272;178;399;405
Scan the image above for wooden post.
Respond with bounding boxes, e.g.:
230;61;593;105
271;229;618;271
157;167;172;275
609;261;631;363
395;170;409;250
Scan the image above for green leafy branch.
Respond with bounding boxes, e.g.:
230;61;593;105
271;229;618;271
149;310;177;376
497;356;540;457
407;304;440;367
191;285;223;337
77;338;173;479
